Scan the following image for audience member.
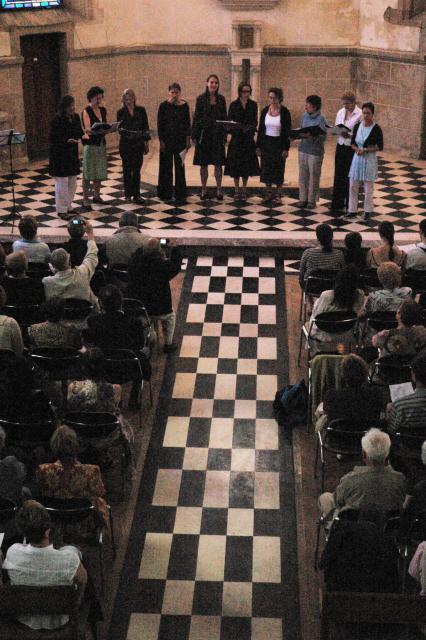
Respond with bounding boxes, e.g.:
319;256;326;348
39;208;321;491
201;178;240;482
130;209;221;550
364;261;412;315
2;251;45;305
372;299;426;359
388;350;426;434
0;286;24;355
12;215;51;264
86;284;146;353
309;264;364;351
127;238;181;353
42;221;98;307
318;428;407;518
28;297;81;349
367;221;406;269
299;223;345;288
405;219;426;271
0;426;27;504
316;354;386;430
0;356;54;422
103;211;151;267
36;425;108;528
1;500;86;630
63;217;88;267
67;347;121;413
343;231;366;271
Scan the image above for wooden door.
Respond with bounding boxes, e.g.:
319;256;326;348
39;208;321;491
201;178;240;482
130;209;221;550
21;33;62;159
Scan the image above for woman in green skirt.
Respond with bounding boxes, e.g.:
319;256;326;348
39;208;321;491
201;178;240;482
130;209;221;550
81;86;108;211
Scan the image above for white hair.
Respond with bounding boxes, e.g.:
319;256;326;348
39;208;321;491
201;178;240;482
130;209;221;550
361;428;390;464
0;426;5;450
50;248;70;272
422;441;426;466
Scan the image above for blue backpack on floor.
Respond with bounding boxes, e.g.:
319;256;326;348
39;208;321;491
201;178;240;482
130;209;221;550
273;379;308;428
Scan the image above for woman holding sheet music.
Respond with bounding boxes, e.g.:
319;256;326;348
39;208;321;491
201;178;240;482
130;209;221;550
81;86;109;211
157;83;191;205
224;82;259;201
191;74;227;200
117;88;150;205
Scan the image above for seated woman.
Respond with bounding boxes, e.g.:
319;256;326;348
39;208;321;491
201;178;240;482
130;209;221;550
2;251;45;305
28;296;81;349
309;264;364;354
0;425;27;504
36;425;108;532
367;221;406;269
299;223;345;288
12;215;51;265
2;500;86;630
315;354;386;431
0;286;24;356
67;347;120;413
344;231;366;271
364;261;412;315
372;299;426;359
0;356;54;423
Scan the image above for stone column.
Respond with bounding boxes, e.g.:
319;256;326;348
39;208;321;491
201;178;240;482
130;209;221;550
250;65;261;102
231;64;242;99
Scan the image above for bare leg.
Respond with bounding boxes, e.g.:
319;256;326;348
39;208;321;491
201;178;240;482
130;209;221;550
241;177;248;200
93;180;102;199
215;165;223;197
200;166;208;196
234;178;240;199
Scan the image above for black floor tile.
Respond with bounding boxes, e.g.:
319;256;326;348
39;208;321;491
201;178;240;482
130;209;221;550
229;471;254;508
209;276;226;292
256;400;274;418
200;336;220;358
178;470;206;507
187;418;211;447
144;507;176;533
221;323;240;336
205;304;224;323
213;399;235;418
224;293;242;305
236;374;257;400
255;450;281;472
194;373;217;398
169;399;192;416
224;536;253;581
244;256;259;266
257;359;278;374
158;615;191;640
238;337;257;359
176;358;199;372
192;581;223;615
254;509;283;537
183;322;204;335
200;508;228;535
158;447;185;469
240;305;258;323
190;292;208;304
217;358;238;373
242;277;259;293
232;419;255;448
252;583;284;618
207;448;232;471
221;617;252;640
227;266;243;277
131;579;166;612
167;534;199;580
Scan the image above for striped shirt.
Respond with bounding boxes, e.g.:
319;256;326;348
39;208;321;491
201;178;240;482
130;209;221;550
299;247;345;286
389;388;426;433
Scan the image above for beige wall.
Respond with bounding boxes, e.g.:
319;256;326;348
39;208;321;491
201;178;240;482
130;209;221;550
74;0;360;49
359;0;421;51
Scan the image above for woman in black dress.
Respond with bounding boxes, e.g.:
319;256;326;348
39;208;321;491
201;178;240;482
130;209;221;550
256;87;292;203
157;82;191;204
225;82;259;200
117;88;150;204
191;74;227;200
49;95;83;221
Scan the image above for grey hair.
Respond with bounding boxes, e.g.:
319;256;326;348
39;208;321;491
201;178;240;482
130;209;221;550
361;428;391;464
0;426;5;450
119;211;138;228
422;441;426;466
50;248;70;272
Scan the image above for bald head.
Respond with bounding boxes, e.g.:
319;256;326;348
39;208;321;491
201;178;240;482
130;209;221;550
50;248;70;272
145;237;161;256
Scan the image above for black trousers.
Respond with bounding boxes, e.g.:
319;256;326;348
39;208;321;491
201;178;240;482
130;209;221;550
121;150;143;198
331;144;354;211
157;148;187;200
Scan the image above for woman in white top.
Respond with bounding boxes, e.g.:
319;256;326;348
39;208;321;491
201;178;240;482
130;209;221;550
256;88;292;204
330;91;362;216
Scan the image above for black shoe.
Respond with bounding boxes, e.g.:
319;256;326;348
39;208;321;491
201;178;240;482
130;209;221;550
93;196;105;204
164;343;178;354
133;196;145;205
58;212;72;221
200;192;208;201
344;213;357;220
216;190;224;201
174;199;187;207
364;212;372;221
81;202;92;212
124;196;132;202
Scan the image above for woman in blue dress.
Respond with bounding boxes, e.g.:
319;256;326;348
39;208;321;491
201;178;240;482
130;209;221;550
346;102;383;221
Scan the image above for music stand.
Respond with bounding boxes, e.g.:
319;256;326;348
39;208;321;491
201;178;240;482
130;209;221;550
0;129;26;234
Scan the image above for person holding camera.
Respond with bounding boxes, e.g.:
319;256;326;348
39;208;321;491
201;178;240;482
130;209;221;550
49;95;84;221
127;238;182;353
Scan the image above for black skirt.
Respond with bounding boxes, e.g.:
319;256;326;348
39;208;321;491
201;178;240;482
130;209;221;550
225;134;260;179
260;136;285;185
193;128;226;166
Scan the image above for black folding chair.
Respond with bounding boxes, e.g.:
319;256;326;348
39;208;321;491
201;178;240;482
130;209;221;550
29;347;81;409
63;298;94;321
299;270;339;323
403;269;426;297
122;297;152;344
41;496;115;596
0;416;55;450
298;311;358;365
104;348;152;421
365;311;398;332
0;304;42;342
110;264;129;285
315;419;370;492
26;262;51;280
369;354;412;386
359;267;381;292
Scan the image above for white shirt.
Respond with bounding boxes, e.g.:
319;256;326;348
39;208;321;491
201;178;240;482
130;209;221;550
335;105;362;146
12;239;51;264
3;543;80;629
265;112;281;137
405;243;426;271
43;239;99;307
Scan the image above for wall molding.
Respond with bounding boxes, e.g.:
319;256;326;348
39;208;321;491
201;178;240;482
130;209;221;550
218;0;278;8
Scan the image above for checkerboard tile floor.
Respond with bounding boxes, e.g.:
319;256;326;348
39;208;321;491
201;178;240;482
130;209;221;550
110;255;296;640
0;154;424;236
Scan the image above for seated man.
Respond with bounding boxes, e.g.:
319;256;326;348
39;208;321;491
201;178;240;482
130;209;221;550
316;354;386;431
406;219;426;271
388;349;426;434
1;500;86;630
2;251;45;305
103;211;151;267
12;215;51;264
42;221;98;307
318;428;407;519
62;217;88;267
127;238;181;353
